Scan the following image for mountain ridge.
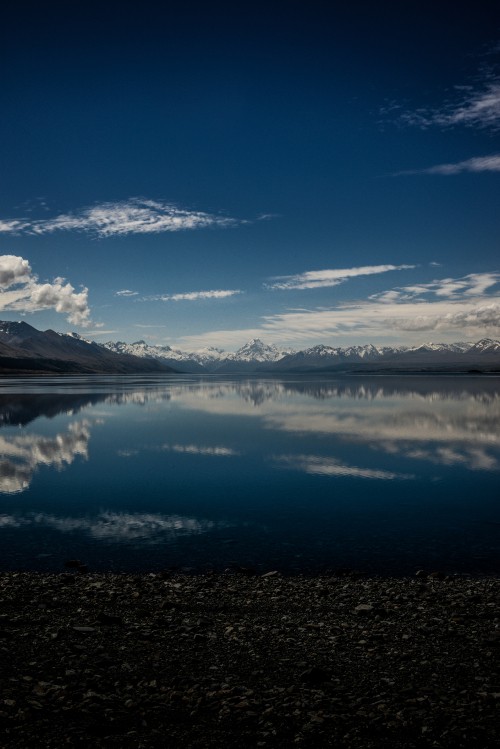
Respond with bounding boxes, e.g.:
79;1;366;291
101;334;500;373
0;321;499;374
0;321;178;374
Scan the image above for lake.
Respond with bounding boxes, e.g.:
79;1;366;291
0;374;499;575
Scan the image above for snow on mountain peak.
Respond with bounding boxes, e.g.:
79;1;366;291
228;338;295;362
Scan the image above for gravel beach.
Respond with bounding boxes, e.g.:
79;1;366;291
0;571;498;748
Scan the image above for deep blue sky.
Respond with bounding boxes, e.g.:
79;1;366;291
1;1;499;349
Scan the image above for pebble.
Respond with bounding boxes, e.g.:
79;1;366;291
0;572;498;748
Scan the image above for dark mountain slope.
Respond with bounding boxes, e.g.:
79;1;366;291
0;321;178;374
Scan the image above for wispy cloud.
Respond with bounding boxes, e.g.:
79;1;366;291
83;329;116;337
396;153;500;176
145;289;242;302
134;323;167;329
115;289;138;297
384;301;500;332
266;264;415;291
399;77;500;131
372;273;500;302
0;255;91;326
0;198;241;238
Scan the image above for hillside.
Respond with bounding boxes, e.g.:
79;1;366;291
0;321;178;375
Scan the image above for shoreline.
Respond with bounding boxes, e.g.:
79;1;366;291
1;572;498;748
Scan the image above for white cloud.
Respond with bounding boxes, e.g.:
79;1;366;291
146;289;242;302
0;255;91;326
0;255;32;287
174;271;500;349
266;264;415;291
0;198;240;238
134;323;167;328
83;329;116;337
400;78;500;131
371;273;500;302
397;153;500;176
0;219;29;233
115;289;138;297
388;301;500;332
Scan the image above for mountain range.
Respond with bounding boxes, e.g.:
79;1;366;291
103;335;500;373
0;320;499;374
0;321;175;374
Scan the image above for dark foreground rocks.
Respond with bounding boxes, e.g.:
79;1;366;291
0;572;498;748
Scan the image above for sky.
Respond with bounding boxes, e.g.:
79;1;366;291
0;0;499;351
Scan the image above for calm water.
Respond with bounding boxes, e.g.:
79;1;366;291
0;374;499;576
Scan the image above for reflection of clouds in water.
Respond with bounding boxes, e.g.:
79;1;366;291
0;463;32;494
116;443;239;458
0;511;226;543
274;454;412;481
380;443;498;471
105;391;172;406
174;386;500;471
0;420;94;494
163;444;239;457
116;448;140;458
265;407;500;446
0;514;28;527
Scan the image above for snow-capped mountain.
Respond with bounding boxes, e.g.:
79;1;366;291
0;321;498;374
225;339;296;363
189;347;227;366
469;338;500;354
0;321;176;374
406;341;471;354
101;338;295;372
96;335;500;373
104;339;226;364
104;339;189;361
102;340;210;373
272;343;387;369
274;338;500;371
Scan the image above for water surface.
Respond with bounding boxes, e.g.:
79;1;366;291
0;374;499;575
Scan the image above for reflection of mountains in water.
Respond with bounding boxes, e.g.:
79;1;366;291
0;390;173;428
0;378;499;431
171;376;500;406
0;393;108;427
279;376;500;403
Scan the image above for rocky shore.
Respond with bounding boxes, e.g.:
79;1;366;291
0;572;498;748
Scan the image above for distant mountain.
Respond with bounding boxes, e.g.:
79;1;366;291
273;339;500;372
101;337;296;373
227;338;295;362
1;321;499;375
0;321;178;374
99;336;500;373
102;339;208;373
214;339;297;373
